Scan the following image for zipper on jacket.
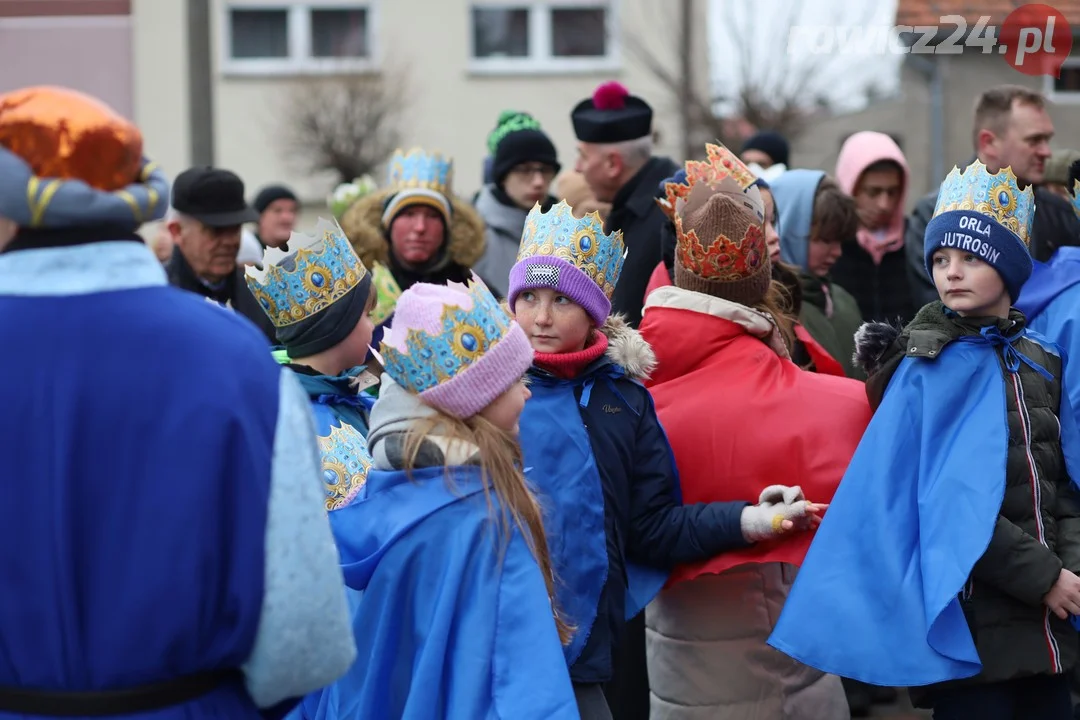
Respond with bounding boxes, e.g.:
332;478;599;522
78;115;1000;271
1009;371;1063;673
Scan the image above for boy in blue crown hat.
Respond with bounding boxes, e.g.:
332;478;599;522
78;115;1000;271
768;159;1080;719
247;217;378;512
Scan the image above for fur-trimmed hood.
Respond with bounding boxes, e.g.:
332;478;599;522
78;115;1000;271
339;189;487;271
599;313;656;381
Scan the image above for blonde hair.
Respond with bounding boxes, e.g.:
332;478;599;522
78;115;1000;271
401;408;572;644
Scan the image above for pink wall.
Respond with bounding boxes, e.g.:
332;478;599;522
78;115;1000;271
0;15;134;119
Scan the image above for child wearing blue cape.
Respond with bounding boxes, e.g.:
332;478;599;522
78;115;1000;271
1017;160;1080;420
767;159;1080;720
247;218;378;511
292;277;579;720
507;199;823;720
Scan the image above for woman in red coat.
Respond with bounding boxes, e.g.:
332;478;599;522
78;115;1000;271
638;144;872;720
647;169;846;376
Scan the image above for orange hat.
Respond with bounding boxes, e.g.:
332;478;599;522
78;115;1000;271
0;86;167;229
0;86;143;192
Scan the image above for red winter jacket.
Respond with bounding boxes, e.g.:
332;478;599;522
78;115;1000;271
640;287;871;585
643;261;845;377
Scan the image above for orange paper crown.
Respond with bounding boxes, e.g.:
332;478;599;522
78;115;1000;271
0;86;143;192
664;143;768;283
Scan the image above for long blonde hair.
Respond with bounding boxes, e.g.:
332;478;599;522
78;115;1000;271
400;408;573;644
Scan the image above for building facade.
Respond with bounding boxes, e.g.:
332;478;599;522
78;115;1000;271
790;1;1080;208
0;0;709;213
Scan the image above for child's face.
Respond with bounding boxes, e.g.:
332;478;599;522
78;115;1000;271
807;236;842;277
760;188;781;263
479;379;531;434
344;287;377;365
931;247;1011;318
513;287;593;354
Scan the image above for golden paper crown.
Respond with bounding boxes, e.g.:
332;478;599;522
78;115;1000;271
933;160;1034;247
664;143;768;284
659;143;761;223
517;200;625;300
245;218;369;328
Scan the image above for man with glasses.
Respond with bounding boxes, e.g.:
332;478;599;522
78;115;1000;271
473;111;561;298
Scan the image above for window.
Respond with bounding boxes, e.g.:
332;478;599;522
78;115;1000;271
472;8;529;58
224;2;375;75
550;8;606;57
1045;57;1080;103
469;1;618;74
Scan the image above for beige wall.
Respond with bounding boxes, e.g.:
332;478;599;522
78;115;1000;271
207;0;711;208
132;0;190;182
0;15;134;117
792;49;1080;209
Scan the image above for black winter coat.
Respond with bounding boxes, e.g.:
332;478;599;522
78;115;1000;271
606;156;680;328
165;247;277;344
865;303;1080;705
526;320;748;687
905;185;1080;307
830;233;916;325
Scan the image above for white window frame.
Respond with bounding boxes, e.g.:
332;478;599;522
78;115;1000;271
221;0;379;77
468;0;620;75
1045;56;1080;105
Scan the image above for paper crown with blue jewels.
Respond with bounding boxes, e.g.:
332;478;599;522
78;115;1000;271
517;200;626;299
386;147;453;196
379;277;517;396
245;217;369;328
933;160;1034;247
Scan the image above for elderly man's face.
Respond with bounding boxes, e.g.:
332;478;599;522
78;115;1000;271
574;142;621;203
170;217;241;282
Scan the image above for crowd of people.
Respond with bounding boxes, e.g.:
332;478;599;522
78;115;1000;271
4;76;1080;720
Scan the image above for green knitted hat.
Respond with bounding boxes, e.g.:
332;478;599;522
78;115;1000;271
487;111;542;154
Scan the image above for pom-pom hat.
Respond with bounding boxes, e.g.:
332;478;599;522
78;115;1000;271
379;276;534;420
571;81;653;144
489;111;560;186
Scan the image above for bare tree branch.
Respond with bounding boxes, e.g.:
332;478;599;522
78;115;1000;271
277;67;411;184
627;0;890;152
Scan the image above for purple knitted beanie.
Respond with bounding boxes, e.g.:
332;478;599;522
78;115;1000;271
507;200;625;326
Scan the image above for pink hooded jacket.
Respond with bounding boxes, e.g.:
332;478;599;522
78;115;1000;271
835;132;909;265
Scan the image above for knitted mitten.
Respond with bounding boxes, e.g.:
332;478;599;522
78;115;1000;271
740;485;814;542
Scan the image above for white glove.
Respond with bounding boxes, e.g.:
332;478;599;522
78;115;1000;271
740;485;816;542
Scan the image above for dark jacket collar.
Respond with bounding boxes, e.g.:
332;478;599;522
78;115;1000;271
609;156;679;226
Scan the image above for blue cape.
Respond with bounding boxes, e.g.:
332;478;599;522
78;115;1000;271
767;328;1080;686
520;373;609;666
1016;246;1080;320
294;466;578;719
